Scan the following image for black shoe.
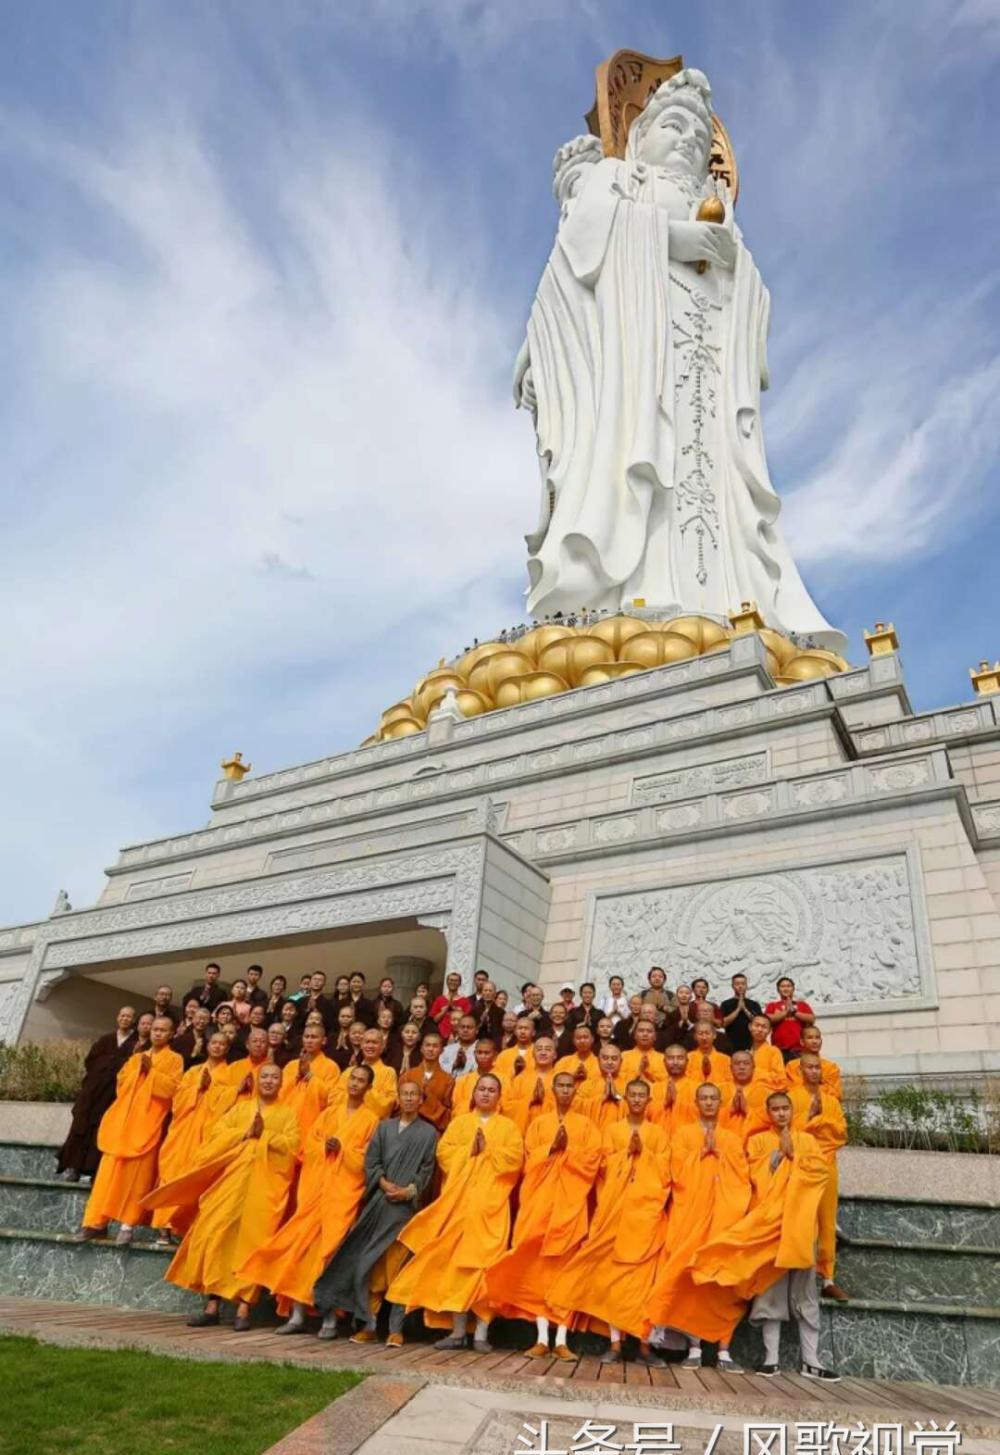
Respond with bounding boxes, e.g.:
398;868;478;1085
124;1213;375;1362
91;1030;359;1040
233;1313;252;1332
59;1169;80;1182
801;1362;840;1382
187;1309;220;1328
599;1346;622;1364
756;1363;779;1377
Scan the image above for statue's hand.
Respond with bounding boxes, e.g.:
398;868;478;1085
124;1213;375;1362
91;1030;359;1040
669;220;736;271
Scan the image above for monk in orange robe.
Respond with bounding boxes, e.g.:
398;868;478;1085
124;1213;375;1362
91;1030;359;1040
648;1082;751;1371
279;1023;341;1138
76;1016;183;1245
494;1016;536;1082
718;1050;772;1143
451;1040;506;1117
649;1045;699;1136
577;1042;629;1134
151;1031;238;1244
786;1027;843;1099
689;1091;836;1378
789;1052;848;1301
749;1015;787;1092
620;1019;667;1091
237;1064;379;1329
229;1026;271;1099
398;1031;453;1131
548;1079;670;1368
484;1071;602;1359
504;1036;559;1133
387;1073;524;1352
329;1028;396;1120
554;1025;601;1087
685;1021;734;1087
146;1061;300;1331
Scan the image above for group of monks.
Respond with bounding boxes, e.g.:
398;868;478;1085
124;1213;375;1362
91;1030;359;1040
66;965;847;1378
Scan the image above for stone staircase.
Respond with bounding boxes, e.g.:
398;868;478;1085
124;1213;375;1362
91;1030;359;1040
1;1140;997;1385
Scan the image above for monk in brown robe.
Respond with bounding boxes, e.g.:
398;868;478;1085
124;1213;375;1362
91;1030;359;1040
398;1031;453;1131
57;1006;137;1181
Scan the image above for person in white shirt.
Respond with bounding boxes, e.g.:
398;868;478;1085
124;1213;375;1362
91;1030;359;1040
440;1015;479;1077
603;975;630;1024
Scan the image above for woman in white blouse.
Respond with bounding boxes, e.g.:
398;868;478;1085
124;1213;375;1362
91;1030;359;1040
602;975;630;1024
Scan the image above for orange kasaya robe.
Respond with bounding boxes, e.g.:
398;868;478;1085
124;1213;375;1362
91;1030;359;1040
620;1047;667;1090
647;1121;751;1336
483;1109;602;1323
717;1079;772;1143
684;1048;734;1086
387;1111;524;1321
503;1066;559;1135
649;1076;699;1137
548;1119;671;1341
146;1098;300;1305
686;1128;832;1342
554;1053;602;1087
750;1041;787;1093
789;1086;847;1281
399;1064;454;1131
450;1071;509;1118
279;1053;341;1139
227;1056;269;1098
329;1059;397;1121
237;1099;378;1312
151;1061;238;1233
83;1045;184;1229
494;1044;537;1083
576;1075;630;1136
787;1056;843;1100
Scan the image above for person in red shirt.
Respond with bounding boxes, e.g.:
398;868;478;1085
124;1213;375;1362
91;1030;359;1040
764;977;815;1061
429;971;471;1042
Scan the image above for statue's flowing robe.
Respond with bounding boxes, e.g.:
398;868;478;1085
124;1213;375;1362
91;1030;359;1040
312;1115;439;1323
524;155;840;647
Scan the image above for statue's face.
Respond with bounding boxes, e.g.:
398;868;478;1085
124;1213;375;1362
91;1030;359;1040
638;102;710;176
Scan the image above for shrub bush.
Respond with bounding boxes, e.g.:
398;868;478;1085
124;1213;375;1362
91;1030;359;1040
0;1040;87;1102
843;1075;1000;1154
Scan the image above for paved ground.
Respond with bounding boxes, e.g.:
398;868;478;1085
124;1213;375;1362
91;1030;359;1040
2;1297;1000;1454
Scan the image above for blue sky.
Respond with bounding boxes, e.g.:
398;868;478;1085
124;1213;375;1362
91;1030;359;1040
2;0;999;925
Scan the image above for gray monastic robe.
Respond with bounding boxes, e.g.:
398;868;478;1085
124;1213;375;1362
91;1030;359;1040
312;1114;438;1320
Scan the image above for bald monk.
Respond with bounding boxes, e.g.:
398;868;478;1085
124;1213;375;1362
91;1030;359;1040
75;1015;183;1246
279;1024;341;1138
648;1083;751;1371
549;1080;670;1368
554;1025;601;1087
484;1072;602;1359
718;1050;772;1143
685;1020;734;1086
494;1015;536;1082
238;1064;379;1331
620;1020;666;1090
786;1027;843;1099
398;1031;453;1131
451;1040;505;1117
151;1031;239;1245
147;1062;300;1331
328;1028;397;1120
649;1045;699;1136
749;1015;787;1092
691;1091;838;1380
229;1026;271;1098
57;1006;137;1182
789;1052;848;1302
387;1074;524;1353
504;1035;558;1133
577;1042;629;1134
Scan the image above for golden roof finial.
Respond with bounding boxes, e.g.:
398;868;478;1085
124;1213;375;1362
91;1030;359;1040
221;751;252;782
970;661;1000;696
863;622;899;657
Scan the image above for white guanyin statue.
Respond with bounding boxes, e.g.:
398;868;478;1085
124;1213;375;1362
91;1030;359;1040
514;67;843;649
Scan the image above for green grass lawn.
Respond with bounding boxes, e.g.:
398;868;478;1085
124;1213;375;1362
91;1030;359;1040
0;1335;363;1455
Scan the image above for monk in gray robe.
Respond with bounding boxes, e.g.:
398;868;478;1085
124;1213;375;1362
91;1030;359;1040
312;1080;438;1343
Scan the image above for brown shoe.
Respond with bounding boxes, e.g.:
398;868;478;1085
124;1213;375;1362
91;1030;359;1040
349;1329;378;1344
552;1344;576;1362
385;1333;404;1349
525;1342;549;1358
72;1226;107;1242
822;1282;849;1303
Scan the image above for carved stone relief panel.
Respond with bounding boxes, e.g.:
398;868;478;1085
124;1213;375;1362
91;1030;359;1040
586;852;930;1013
632;753;767;805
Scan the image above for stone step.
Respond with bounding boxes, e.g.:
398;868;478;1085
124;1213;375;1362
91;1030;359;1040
839;1195;1000;1249
0;1177;160;1239
0;1229;198;1314
818;1296;1000;1389
836;1238;1000;1308
0;1143;60;1181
